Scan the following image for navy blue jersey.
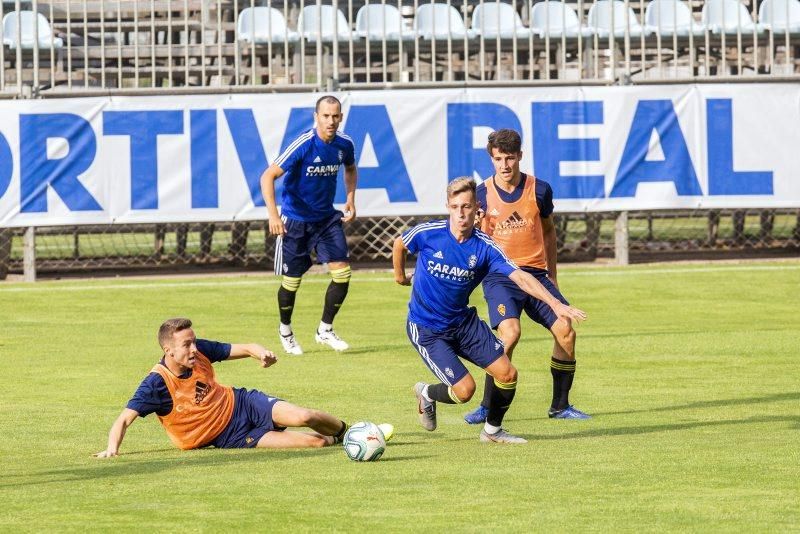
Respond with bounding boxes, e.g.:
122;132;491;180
401;220;517;329
274;128;356;222
476;173;554;218
126;339;231;417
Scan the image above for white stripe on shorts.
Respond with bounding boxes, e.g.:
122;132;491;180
408;321;451;386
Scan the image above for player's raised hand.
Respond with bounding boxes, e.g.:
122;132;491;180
93;450;118;459
341;202;356;223
268;217;285;236
554;302;587;323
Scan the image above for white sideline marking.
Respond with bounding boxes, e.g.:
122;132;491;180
1;264;799;293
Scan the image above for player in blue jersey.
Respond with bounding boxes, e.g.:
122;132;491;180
260;95;358;355
392;178;587;444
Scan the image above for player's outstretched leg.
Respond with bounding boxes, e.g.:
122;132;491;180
316;264;351;351
547;318;590;420
269;400;349;447
480;356;526;444
413;378;474;431
278;276;303;355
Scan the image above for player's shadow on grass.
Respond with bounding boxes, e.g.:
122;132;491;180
520;415;800;441
590;392;800;416
0;446;342;489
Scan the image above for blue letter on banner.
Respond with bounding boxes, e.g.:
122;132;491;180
341;105;416;203
190;110;218;209
612;100;702;197
447;103;522;181
706;99;773;196
532;101;604;200
20;113;101;213
0;132;12;200
103;110;183;210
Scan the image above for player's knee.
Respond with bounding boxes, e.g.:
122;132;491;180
295;408;320;427
495;365;518;384
330;265;351;284
452;379;476;403
281;275;302;292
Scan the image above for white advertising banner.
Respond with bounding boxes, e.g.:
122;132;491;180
0;84;797;227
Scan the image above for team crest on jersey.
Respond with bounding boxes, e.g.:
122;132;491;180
338;150;343;162
283;263;288;273
245;436;254;445
497;304;506;317
468;255;477;268
445;367;455;379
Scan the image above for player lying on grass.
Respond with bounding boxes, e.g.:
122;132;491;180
392;177;587;444
94;318;391;457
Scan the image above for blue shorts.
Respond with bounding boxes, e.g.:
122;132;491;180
210;388;285;449
406;307;505;386
483;268;569;330
274;211;349;277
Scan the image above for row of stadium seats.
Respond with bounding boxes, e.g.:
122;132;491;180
238;0;800;45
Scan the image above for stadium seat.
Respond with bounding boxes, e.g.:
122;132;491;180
587;0;651;38
237;6;300;44
702;0;763;34
530;1;594;39
355;4;414;41
2;11;63;50
414;3;478;40
758;0;800;33
471;2;533;39
644;0;706;37
298;4;353;43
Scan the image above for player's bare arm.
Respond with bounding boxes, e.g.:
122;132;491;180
228;343;278;368
541;215;559;287
341;163;358;223
94;408;139;459
260;163;286;236
508;269;586;322
392;237;412;286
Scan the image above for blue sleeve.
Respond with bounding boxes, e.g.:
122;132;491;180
401;225;425;254
343;138;356;166
476;182;487;212
274;133;310;172
126;373;172;417
196;339;231;363
536;179;554;218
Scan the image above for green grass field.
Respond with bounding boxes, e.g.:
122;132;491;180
2;261;799;531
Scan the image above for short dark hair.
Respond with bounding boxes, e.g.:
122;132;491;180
446;177;477;200
158;318;192;348
487;129;522;155
315;95;342;113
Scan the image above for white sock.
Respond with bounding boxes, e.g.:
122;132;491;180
318;321;333;333
421;384;432;402
279;323;293;336
484;423;501;434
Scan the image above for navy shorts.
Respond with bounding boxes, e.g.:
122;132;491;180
210;388;285;449
483;268;569;330
406;307;505;386
274;211;349;277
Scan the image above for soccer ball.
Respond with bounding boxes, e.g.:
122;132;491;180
342;421;386;462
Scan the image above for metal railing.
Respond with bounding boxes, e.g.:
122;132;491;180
0;0;798;97
2;209;799;279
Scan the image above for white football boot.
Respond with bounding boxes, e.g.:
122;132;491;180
279;332;303;355
315;329;349;351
